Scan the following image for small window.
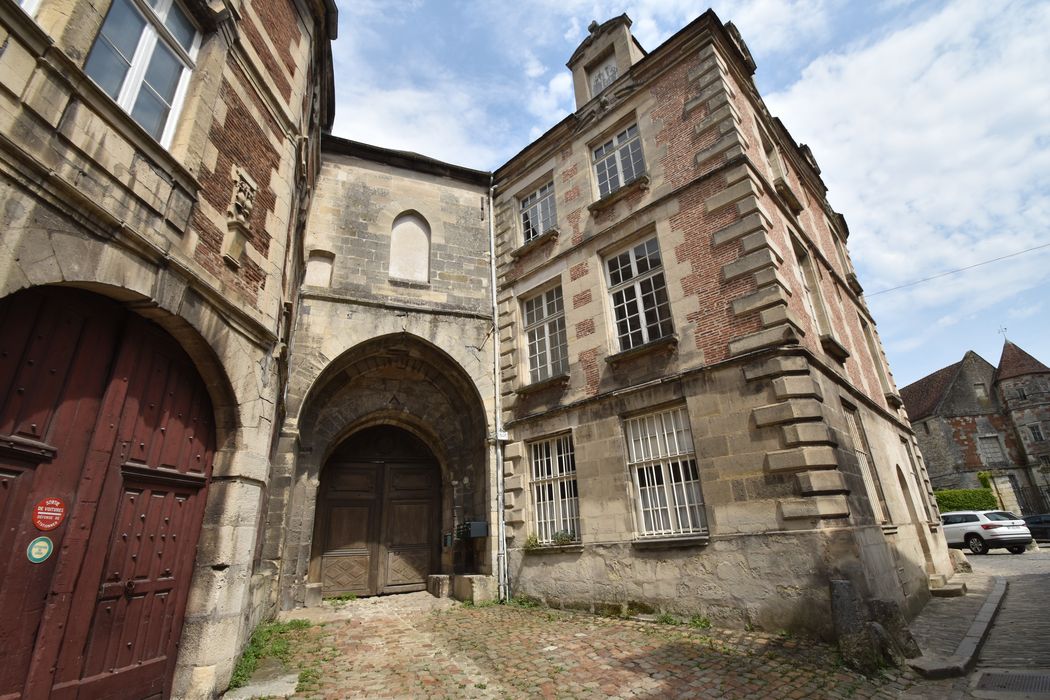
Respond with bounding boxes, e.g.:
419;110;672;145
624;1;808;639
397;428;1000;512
1029;424;1045;443
605;236;673;351
520;181;557;243
977;435;1006;465
1016;387;1028;400
84;0;200;146
523;286;568;384
625;406;706;537
389;212;430;283
593;124;645;198
974;383;988;399
529;434;580;544
843;403;889;522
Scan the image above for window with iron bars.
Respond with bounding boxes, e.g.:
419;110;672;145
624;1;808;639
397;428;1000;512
605;236;673;351
529;434;580;544
593;124;645;198
523;286;568;384
625;406;706;537
520;181;557;243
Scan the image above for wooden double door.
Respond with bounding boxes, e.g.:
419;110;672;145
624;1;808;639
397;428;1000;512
0;288;215;700
316;456;440;597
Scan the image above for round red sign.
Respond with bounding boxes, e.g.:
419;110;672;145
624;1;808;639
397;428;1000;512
32;497;66;531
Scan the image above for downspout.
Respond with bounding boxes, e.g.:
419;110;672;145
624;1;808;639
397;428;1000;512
488;179;509;601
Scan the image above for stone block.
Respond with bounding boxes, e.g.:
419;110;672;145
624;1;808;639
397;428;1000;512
766;446;839;473
780;495;850;520
782;423;836;446
772;375;822;400
727;323;799;357
704;177;761;214
427;574;451;598
452;574;497;604
743;354;810;381
752;399;824;427
758;304;803;330
304;583;322;607
797;470;848;495
711;210;771;247
730;284;789;316
722;247;779;282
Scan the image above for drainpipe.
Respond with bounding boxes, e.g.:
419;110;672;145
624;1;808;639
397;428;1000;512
487;180;509;601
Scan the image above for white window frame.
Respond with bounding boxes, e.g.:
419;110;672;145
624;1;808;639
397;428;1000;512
593;123;645;198
529;434;580;544
19;0;42;18
605;236;674;352
84;0;201;147
625;406;706;537
519;181;557;244
522;285;568;384
1029;424;1045;443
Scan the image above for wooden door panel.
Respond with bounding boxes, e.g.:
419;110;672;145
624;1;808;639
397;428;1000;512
327;504;372;551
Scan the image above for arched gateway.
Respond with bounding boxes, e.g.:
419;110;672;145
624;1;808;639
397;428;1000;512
0;287;218;700
280;332;492;607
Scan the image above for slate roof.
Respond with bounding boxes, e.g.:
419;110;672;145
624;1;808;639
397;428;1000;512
995;341;1050;382
900;360;962;421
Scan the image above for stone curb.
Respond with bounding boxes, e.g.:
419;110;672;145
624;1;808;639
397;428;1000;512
908;576;1008;679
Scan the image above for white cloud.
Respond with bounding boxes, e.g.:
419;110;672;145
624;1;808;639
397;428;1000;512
765;0;1050;331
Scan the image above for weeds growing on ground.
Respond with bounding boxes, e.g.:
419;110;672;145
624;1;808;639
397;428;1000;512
688;614;712;630
229;619;312;688
655;612;679;625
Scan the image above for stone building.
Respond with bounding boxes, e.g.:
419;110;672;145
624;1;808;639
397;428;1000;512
900;341;1050;514
0;2;953;698
491;12;951;636
0;0;335;694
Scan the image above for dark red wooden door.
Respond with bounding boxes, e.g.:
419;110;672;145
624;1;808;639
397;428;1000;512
0;287;215;700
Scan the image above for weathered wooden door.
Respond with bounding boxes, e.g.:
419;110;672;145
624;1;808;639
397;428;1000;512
0;287;215;700
315;428;439;598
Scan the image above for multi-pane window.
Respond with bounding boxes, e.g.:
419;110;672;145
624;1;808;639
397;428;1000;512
843;404;889;522
84;0;200;145
605;237;673;351
625;407;706;537
530;435;580;543
593;124;645;197
523;287;568;384
791;239;830;335
977;435;1006;465
1029;424;1045;443
520;182;557;243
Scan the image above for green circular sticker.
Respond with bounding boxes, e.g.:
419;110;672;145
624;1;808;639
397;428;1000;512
26;536;54;564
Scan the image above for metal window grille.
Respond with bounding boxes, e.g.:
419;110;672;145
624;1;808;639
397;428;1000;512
530;435;580;543
593;124;645;198
84;0;200;146
605;237;673;351
520;182;557;243
625;407;706;537
844;406;889;521
523;287;568;384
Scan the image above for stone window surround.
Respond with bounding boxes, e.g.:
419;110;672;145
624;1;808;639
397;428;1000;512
527;431;581;545
1028;423;1045;443
602;234;674;354
83;0;202;148
590;119;646;200
977;434;1007;466
623;405;707;539
519;179;558;245
521;284;569;387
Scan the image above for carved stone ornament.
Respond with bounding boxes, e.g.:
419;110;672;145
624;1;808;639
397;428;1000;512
229;168;258;225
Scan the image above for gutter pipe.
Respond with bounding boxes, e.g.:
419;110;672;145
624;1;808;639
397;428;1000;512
488;179;509;601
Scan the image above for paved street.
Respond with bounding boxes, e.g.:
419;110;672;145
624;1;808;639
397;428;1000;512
231;548;1050;699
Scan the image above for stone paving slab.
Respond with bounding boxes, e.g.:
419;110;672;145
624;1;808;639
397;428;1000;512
248;592;941;699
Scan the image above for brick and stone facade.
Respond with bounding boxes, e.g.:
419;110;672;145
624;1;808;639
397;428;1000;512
493;13;951;636
1;2;955;695
901;342;1050;514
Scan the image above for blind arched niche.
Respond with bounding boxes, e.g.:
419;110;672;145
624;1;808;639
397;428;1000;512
389;211;431;283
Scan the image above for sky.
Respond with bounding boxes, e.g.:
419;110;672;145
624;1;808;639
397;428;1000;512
328;0;1050;389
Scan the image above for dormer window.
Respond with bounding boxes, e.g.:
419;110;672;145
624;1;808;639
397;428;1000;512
589;54;618;97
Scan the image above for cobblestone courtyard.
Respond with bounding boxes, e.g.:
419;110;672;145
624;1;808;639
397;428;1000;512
230;550;1050;699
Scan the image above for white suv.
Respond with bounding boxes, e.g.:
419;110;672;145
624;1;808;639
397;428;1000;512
941;510;1032;555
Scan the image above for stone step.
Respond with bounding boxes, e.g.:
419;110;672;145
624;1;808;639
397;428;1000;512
931;582;967;597
928;574;948;589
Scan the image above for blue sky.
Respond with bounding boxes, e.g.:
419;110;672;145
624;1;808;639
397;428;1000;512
329;0;1050;388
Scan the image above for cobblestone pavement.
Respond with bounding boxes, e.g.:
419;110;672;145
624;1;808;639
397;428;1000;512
276;593;927;700
971;548;1050;670
243;550;1049;699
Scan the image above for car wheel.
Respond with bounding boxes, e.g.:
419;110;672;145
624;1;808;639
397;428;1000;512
1007;545;1026;554
966;534;987;554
